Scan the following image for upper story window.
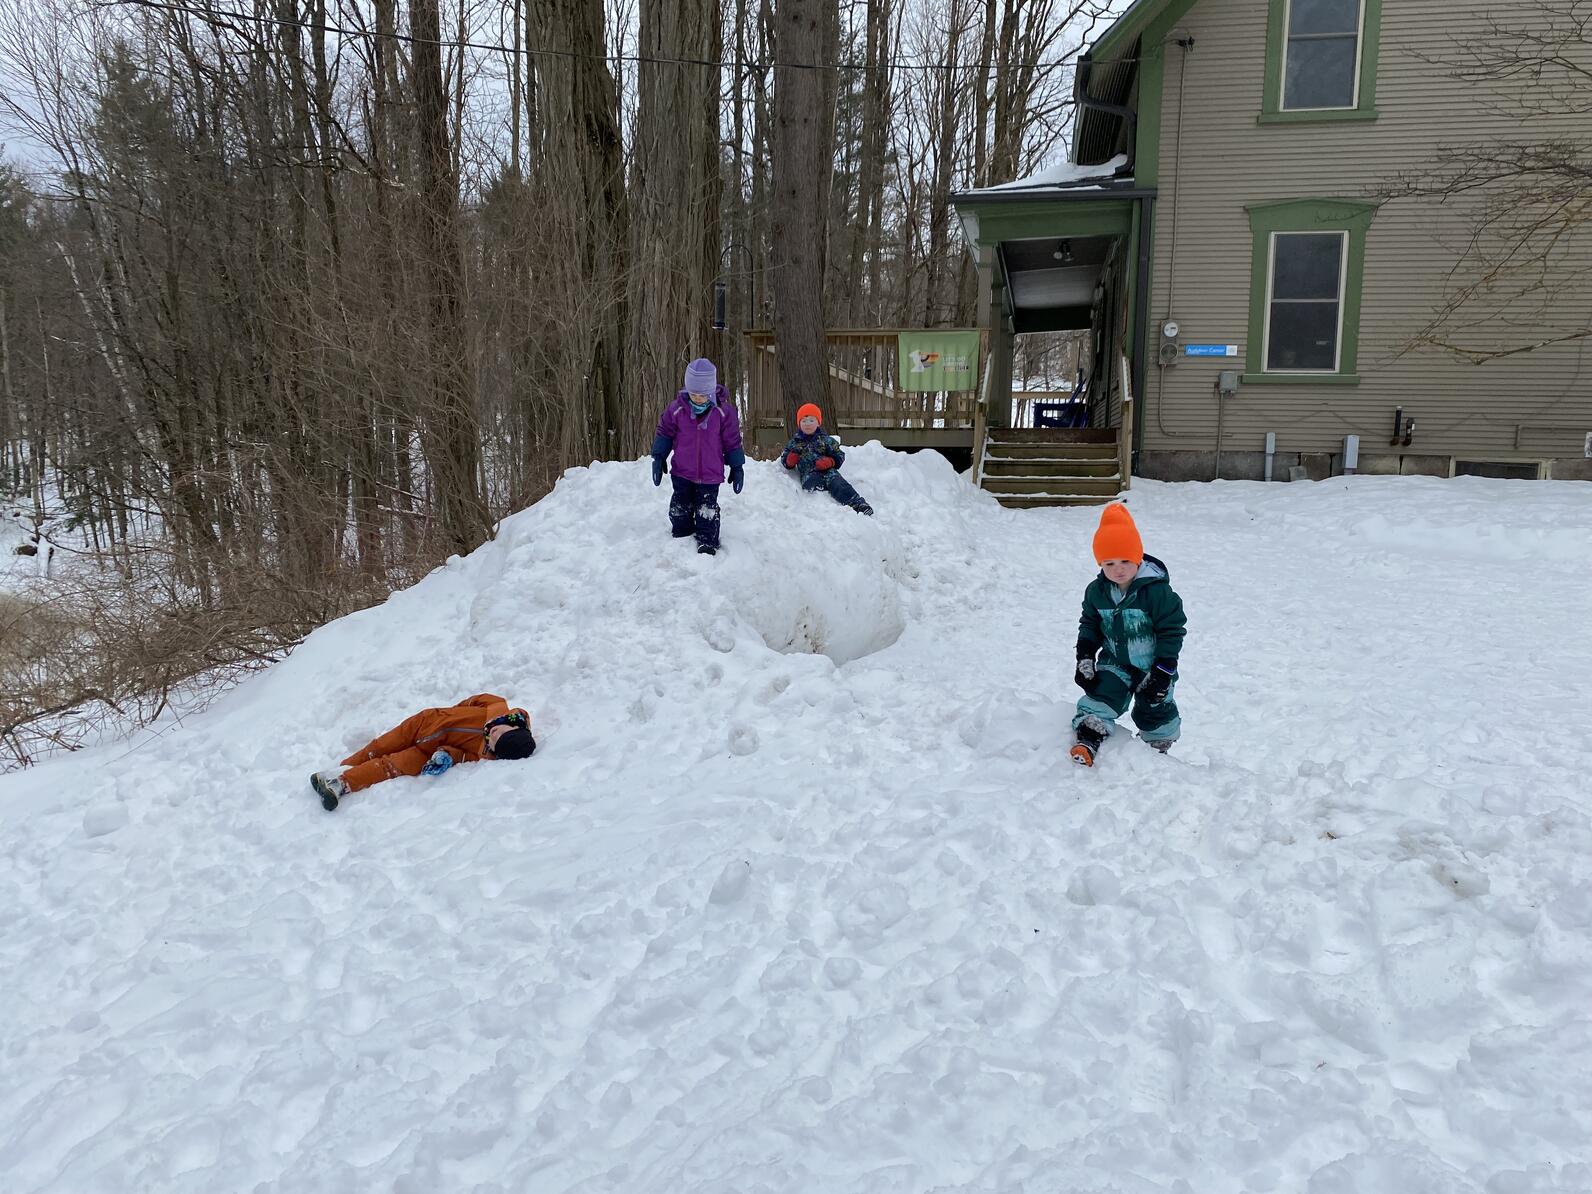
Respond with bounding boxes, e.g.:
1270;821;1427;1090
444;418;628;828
1260;0;1381;124
1282;0;1364;109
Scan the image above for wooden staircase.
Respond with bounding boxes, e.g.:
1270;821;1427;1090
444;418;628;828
978;428;1125;508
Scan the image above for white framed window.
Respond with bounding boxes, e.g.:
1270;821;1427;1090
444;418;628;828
1263;231;1347;372
1281;0;1365;110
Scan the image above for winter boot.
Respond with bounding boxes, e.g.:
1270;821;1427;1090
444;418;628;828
310;770;348;811
853;502;874;516
1070;723;1106;768
697;541;717;556
1141;737;1174;755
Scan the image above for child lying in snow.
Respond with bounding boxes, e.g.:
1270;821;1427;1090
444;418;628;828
1069;503;1186;767
780;403;873;516
310;693;535;810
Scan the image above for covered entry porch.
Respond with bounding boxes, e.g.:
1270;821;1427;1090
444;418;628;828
952;169;1155;504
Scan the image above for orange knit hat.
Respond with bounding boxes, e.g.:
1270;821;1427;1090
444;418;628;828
795;403;823;425
1092;503;1144;565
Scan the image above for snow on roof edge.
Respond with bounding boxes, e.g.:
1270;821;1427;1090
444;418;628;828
964;154;1130;197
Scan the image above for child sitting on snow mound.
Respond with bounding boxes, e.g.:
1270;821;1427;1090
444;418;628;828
650;357;745;556
780;403;873;516
310;693;535;810
1069;503;1186;767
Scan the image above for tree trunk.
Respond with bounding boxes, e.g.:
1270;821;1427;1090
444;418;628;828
410;0;490;553
630;0;723;447
770;0;834;420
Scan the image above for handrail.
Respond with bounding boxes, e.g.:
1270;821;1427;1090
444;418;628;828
744;327;981;342
1117;353;1134;492
972;348;993;489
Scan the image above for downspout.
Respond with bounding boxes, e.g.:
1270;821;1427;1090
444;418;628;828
1131;196;1154;467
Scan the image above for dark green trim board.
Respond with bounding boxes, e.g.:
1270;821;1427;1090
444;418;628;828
1256;108;1379;125
1090;0;1171;68
1239;372;1363;386
1244;198;1377;383
1128;0;1200;188
961;198;1135;245
1260;0;1382;123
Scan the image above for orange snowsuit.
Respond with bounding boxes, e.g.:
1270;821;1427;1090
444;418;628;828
340;693;531;793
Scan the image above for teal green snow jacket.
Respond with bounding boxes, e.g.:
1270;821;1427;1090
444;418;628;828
1075;553;1186;674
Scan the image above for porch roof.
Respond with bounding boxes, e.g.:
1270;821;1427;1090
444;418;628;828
951;178;1154;334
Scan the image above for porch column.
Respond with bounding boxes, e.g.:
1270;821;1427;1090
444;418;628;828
979;247;1014;430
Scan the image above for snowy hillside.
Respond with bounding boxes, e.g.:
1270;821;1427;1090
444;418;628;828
3;447;1590;1193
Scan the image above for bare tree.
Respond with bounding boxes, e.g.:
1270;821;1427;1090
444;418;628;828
628;0;721;440
1380;1;1592;362
410;0;490;551
769;0;834;417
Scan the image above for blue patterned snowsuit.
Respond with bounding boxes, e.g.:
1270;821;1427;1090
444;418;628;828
781;430;870;511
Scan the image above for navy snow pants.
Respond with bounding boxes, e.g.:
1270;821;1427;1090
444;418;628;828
802;469;867;510
669;476;721;549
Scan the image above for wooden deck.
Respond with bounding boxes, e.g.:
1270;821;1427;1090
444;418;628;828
744;329;981;456
742;331;1134;507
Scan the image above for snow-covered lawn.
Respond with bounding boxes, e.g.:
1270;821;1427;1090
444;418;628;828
2;449;1589;1193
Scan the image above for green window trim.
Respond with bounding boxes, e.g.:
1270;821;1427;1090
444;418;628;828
1260;0;1382;124
1245;198;1376;383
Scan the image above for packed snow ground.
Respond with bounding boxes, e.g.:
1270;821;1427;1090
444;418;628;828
2;449;1590;1193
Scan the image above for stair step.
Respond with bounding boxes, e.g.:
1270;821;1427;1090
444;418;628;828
987;428;1117;445
995;493;1120;508
982;458;1121;477
982;443;1120;460
982;476;1122;496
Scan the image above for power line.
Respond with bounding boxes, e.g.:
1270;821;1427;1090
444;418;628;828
95;0;1110;75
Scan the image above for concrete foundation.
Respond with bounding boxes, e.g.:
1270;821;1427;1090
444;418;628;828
1135;450;1591;482
1354;453;1450;477
1547;458;1592;481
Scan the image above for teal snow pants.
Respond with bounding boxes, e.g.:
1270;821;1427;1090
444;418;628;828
1071;659;1180;743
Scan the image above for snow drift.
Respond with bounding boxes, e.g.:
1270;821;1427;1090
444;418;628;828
2;448;1591;1193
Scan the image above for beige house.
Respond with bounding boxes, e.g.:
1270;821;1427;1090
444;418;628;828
954;0;1592;483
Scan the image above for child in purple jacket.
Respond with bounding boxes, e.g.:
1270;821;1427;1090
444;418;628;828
651;358;745;555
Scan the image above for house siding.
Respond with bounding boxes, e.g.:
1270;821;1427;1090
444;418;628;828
1141;0;1592;474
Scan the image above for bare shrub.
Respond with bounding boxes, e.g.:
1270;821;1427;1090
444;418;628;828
0;556;397;771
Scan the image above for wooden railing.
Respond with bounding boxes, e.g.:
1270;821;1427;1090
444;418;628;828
972;354;992;488
745;329;981;443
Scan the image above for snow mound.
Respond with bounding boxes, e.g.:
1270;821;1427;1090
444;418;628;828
3;462;1592;1193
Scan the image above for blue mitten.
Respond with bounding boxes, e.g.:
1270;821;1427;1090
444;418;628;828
420;749;454;777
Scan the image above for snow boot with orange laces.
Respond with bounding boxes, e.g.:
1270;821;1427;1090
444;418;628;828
1070;723;1106;767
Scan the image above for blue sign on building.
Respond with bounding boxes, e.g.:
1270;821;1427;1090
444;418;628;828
1185;344;1238;357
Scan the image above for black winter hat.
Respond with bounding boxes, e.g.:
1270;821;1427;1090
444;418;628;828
492;727;536;760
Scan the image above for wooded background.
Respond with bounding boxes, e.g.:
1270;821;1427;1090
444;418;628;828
0;0;1114;759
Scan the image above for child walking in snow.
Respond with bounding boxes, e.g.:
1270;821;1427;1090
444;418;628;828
1070;503;1186;767
780;403;873;515
651;358;745;556
310;693;535;810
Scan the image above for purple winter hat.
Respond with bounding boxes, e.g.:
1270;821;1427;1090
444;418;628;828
683;358;718;394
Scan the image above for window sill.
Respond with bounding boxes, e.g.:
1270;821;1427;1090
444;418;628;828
1241;372;1361;385
1257;109;1379;125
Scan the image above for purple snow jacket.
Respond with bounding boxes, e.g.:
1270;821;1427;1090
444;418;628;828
654;386;744;485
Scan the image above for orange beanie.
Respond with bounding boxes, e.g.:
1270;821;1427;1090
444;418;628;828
795;403;823;425
1092;503;1144;565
